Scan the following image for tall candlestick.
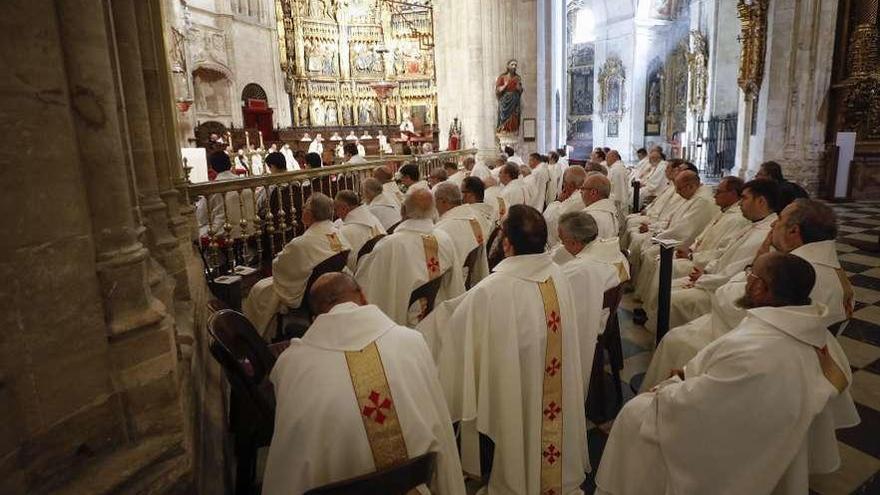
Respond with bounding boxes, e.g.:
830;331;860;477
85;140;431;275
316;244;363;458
245;131;250;150
259;130;265;149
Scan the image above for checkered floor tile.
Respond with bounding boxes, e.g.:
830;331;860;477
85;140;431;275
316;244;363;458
583;200;880;494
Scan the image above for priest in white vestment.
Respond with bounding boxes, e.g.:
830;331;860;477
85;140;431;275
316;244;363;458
581;174;620;240
262;273;466;495
598;253;859;495
641;197;854;390
281;143;299;170
355;189;465;326
547;151;566;199
198;151;255;238
243;193;351;336
400;163;430;198
526;153;552;211
628;171;718;294
334;190;386;272
446;162;467;186
636;148;668;204
552;211;629;336
470;158;493;181
665;179;780;329
373;165;404;207
434;182;491;288
362;177;401;231
606;151;630;223
544;167;587;247
634;177;749;320
416;205;588;494
482;176;508;224
499;163;532;208
621;160;683;249
462;176;500;227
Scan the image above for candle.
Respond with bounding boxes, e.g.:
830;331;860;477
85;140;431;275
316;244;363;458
259;130;265;149
245;131;250;150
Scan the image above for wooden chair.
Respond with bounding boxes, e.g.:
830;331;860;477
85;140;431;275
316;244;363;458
304;452;437;495
207;309;277;495
463;245;482;290
587;285;625;422
357;234;386;262
408;276;445;323
276;250;351;341
485;225;504;271
386;219;403;234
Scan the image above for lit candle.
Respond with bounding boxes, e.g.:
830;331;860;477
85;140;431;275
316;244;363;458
259;130;265;149
245;131;250;150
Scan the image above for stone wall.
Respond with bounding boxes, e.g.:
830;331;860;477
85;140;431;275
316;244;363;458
0;0;194;492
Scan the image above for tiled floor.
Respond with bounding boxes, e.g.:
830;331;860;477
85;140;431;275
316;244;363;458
583;200;880;494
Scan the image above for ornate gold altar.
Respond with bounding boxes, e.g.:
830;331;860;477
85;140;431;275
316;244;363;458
275;0;437;129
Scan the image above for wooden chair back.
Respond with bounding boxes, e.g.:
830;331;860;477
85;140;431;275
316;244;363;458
485;225;504;271
357;234;386;262
408;276;444;322
463;245;481;289
302;250;351;313
304;452;437;495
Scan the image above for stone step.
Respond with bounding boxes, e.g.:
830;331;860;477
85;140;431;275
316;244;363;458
48;434;190;495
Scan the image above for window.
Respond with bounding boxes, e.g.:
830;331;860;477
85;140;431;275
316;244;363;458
572;8;595;44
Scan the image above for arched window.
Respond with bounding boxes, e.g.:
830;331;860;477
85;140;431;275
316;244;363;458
241;83;268;102
572;8;595;44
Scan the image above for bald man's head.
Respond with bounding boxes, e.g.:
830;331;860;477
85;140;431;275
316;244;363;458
674;170;701;200
308;272;366;316
403;188;435;220
560;166;587;199
373;166;393;183
581;174;611;206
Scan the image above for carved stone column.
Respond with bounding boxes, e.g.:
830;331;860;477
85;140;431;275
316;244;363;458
134;0;191;289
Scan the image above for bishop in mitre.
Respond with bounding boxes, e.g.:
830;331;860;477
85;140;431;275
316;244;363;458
417;205;588;495
597;252;859;495
262;273;466;495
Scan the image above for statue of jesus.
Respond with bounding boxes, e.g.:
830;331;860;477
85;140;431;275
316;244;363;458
495;59;523;134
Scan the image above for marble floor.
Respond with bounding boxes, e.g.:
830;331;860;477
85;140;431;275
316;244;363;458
583;200;880;495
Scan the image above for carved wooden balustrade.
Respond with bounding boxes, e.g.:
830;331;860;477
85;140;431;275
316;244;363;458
184;149;477;277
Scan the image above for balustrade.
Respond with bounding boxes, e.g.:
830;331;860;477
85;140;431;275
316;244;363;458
185;149;476;278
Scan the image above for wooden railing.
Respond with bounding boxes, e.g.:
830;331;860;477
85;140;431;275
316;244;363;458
184;149;477;278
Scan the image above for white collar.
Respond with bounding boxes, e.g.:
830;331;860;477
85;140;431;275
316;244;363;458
745;303;831;348
344;205;380;228
395;218;434;234
301;303;398;351
577;236;622;263
439;204;475;222
791;240;841;269
493;253;556;282
586;197;617;213
305;220;336;236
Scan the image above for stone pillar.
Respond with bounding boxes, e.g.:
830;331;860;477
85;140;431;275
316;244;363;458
112;0;179;271
135;0;191;287
733;0;838;192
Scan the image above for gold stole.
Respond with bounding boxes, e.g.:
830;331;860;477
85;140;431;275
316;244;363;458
815;345;849;394
497;197;507;218
538;278;563;494
834;268;855;320
468;218;484;244
614;262;630;284
326;233;343;252
422;235;441;279
345;342;409;469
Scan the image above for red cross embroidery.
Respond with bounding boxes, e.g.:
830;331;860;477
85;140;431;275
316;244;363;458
362;390;392;425
543;444;561;465
545;357;561;377
427;257;440;273
543;401;561;421
546;311;560;333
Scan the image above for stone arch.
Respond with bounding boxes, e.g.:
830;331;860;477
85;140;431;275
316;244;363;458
241;83;268;103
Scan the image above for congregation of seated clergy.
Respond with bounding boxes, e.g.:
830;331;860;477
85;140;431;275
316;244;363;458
205;143;858;495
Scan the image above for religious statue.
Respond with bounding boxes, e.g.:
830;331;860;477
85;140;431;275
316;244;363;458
448;117;462;151
358;99;374;124
311;99;326;126
342;105;352;125
495;59;523;134
326;102;338;125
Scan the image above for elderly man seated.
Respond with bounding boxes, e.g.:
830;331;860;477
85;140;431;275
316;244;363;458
498;162;531;207
597;252;858;495
334;190;386;272
373;165;403;206
544;166;587;247
552;211;630;331
461;176;498;227
582;173;620;240
355;189;465;326
243;193;351;336
262;273;465;495
434;182;491;287
361;177;401;231
621;160;684;249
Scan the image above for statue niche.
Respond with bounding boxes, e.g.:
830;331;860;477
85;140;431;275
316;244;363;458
645;58;664;136
598;55;626;120
193;67;231;116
